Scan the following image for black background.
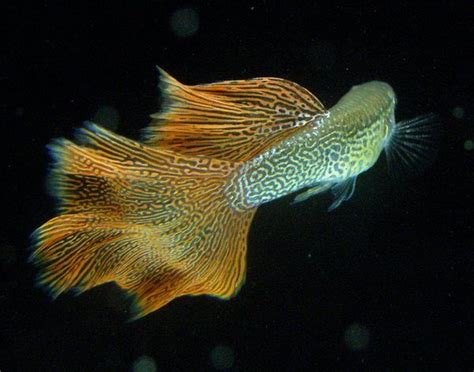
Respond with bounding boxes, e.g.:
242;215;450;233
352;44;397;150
2;1;473;370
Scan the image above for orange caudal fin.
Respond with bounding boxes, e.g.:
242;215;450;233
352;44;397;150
142;67;327;161
31;123;256;319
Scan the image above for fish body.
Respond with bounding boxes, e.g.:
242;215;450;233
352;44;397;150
31;69;434;318
227;81;396;209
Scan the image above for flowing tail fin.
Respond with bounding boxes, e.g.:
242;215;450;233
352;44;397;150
31;123;256;319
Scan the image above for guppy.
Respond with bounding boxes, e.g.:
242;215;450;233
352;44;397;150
31;68;435;319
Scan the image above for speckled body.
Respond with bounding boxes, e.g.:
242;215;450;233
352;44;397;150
227;81;397;210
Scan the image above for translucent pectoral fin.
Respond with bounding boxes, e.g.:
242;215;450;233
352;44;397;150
385;113;440;179
291;183;332;204
328;176;357;211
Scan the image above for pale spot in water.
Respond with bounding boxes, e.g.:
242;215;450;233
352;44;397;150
93;106;120;131
133;355;156;372
170;8;199;38
210;345;234;370
344;323;370;351
452;106;464;119
464;139;474;151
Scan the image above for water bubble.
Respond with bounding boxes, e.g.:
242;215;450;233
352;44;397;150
133;355;156;372
452;106;464;119
170;8;199;38
93;106;120;131
464;139;474;151
344;323;370;351
210;345;234;370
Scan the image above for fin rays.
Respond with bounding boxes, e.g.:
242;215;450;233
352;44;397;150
385;113;440;178
32;124;257;319
142;67;327;161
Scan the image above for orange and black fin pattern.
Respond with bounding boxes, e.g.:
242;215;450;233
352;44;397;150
31;123;256;319
142;67;327;161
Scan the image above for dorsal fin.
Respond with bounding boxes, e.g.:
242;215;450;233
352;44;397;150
142;67;327;162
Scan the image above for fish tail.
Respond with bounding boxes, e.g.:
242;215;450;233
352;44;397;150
31;123;256;319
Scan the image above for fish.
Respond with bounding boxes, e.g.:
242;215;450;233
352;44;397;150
30;68;438;319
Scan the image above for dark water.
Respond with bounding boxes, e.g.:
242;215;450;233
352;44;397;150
2;1;473;370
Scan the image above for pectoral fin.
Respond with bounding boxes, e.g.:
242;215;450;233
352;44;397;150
385;113;440;179
328;176;357;211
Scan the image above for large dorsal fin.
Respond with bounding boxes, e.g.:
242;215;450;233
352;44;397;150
142;67;327;162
